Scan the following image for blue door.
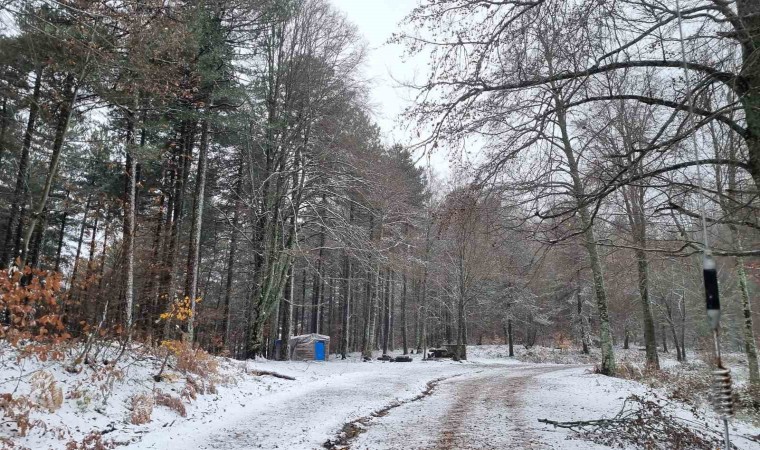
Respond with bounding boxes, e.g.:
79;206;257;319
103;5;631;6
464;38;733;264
315;341;326;361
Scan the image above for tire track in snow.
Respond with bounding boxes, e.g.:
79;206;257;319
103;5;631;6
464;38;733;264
349;364;575;450
436;365;566;449
323;372;471;450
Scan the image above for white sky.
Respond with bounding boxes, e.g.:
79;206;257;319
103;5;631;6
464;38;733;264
329;0;452;178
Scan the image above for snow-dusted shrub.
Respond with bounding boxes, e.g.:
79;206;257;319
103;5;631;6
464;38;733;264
610;360;645;380
161;340;219;380
30;370;63;412
129;393;154;425
154;390;186;417
0;393;36;436
65;431;115;450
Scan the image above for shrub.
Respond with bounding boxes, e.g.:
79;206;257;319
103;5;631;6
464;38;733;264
65;432;114;450
129;393;153;425
160;340;219;383
30;371;63;413
0;393;34;436
0;268;69;355
154;391;186;417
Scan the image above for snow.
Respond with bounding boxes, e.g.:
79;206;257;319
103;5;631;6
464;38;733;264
3;344;760;449
130;357;472;450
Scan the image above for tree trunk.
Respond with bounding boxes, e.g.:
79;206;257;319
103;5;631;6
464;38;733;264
341;247;351;359
186;120;210;342
222;164;242;350
2;66;42;268
70;196;92;290
554;92;615;375
401;271;408;355
28;208;47;269
19;75;79;269
82;211;99;322
161;122;195;333
282;265;294;360
123;105;138;338
735;251;760;394
621;181;659;370
507;318;514;357
577;290;590;355
737;1;760;189
362;268;376;358
382;270;392;356
0;97;7;170
53;193;70;273
311;217;326;334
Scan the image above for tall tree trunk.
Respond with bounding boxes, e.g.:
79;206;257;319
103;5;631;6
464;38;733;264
621;180;659;370
300;268;307;335
311;216;326;333
162;122;195;332
19;75;80;269
28;208;47;268
123;104;138;338
734;243;760;394
341;251;351;359
280;265;293;360
554;92;615;375
2;66;42;268
186;120;210;341
737;0;760;189
507;318;514;357
222;166;242;350
70;196;92;290
362;268;376;358
577;290;590;355
0;97;7;170
665;301;683;361
82;211;99;322
401;271;408;355
96;215;110;317
53;192;70;273
382;270;392;356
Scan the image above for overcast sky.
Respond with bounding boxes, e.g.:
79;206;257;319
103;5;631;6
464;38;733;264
329;0;452;177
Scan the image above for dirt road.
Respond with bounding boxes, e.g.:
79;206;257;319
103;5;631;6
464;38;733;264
351;365;575;450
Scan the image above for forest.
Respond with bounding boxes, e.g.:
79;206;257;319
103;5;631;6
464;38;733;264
1;1;760;448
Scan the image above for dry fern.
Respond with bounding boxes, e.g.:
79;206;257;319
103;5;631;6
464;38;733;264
65;431;115;450
154;391;186;417
30;371;63;412
129;393;154;425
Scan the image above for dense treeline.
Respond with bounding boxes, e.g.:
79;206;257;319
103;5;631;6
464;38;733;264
0;0;432;361
2;0;760;406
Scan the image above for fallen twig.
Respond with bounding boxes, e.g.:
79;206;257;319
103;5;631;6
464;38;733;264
538;394;732;449
248;369;296;380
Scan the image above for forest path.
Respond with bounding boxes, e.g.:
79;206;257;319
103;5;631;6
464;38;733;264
129;359;490;450
351;364;574;450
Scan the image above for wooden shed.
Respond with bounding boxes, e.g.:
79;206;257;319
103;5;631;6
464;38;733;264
288;333;330;361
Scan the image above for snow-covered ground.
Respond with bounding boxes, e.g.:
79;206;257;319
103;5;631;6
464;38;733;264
3;344;760;449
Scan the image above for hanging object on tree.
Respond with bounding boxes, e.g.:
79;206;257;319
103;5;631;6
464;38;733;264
674;1;732;448
704;253;733;449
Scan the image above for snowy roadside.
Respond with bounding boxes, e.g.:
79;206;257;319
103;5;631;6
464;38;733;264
1;342;475;450
4;343;760;449
128;357;475;450
349;346;760;449
526;367;760;449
